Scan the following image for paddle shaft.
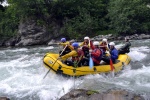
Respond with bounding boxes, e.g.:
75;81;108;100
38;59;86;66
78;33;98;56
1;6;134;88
43;45;68;79
110;58;114;71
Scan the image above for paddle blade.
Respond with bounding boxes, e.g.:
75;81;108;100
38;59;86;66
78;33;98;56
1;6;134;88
110;59;114;71
89;57;94;69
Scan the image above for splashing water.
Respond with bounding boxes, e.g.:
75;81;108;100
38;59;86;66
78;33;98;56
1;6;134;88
0;39;150;99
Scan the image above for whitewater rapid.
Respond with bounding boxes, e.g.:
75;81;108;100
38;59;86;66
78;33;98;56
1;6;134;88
0;39;150;100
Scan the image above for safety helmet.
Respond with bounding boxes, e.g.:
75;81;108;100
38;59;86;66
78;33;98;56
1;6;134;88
84;36;89;40
93;41;99;46
72;42;79;48
102;38;107;42
109;42;115;46
61;38;66;42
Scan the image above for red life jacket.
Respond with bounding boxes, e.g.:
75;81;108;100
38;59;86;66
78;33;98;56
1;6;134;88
91;48;103;64
72;49;84;61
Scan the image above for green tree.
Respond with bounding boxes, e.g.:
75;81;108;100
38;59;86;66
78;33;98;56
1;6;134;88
107;0;150;34
54;0;108;38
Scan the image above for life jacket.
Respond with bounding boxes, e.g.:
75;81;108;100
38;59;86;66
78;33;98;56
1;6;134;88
92;48;103;61
72;49;84;61
100;43;107;52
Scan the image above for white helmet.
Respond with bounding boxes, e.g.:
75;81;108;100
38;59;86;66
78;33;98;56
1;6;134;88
102;38;107;42
84;36;89;40
93;41;99;46
109;42;115;46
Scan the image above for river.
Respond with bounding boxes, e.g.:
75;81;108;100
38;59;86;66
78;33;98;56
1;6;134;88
0;39;150;100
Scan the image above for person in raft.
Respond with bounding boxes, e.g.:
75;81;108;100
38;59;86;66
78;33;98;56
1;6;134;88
100;38;110;54
118;37;131;54
89;41;103;66
58;38;73;56
59;42;84;67
102;42;118;64
79;36;94;58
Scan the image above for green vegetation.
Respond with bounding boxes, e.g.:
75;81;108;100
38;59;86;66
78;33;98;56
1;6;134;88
0;0;150;39
87;90;99;95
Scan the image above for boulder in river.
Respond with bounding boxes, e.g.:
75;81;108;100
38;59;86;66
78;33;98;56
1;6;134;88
59;89;144;100
0;97;10;100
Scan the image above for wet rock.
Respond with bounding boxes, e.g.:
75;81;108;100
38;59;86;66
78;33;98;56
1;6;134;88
0;97;10;100
59;89;90;100
91;34;116;41
3;19;62;47
4;37;18;46
60;89;144;100
15;20;49;46
0;39;5;46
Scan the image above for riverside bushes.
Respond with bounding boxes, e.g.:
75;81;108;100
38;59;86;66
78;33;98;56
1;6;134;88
0;0;149;39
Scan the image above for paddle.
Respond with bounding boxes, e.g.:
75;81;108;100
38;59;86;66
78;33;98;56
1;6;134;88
89;53;94;69
110;59;114;71
88;39;94;69
110;58;115;77
43;45;68;79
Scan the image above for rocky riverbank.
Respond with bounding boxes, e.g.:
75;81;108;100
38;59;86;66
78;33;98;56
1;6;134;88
60;89;144;100
47;33;150;45
0;19;150;47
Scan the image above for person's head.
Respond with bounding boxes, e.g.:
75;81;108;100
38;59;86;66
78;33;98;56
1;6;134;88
72;42;79;49
109;42;115;49
125;37;129;42
84;36;90;43
93;41;99;48
102;38;107;44
61;38;66;43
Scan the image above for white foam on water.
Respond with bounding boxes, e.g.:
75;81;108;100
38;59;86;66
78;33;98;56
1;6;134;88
113;66;150;90
128;50;147;61
5;48;29;52
131;46;150;52
0;67;75;100
0;55;42;70
0;40;150;99
39;46;54;50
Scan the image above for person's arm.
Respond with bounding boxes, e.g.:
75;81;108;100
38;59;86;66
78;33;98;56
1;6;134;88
61;50;76;61
79;42;84;47
89;41;94;50
68;44;74;50
59;42;69;46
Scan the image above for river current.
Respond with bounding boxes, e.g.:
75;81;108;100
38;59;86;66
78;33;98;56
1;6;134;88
0;39;150;100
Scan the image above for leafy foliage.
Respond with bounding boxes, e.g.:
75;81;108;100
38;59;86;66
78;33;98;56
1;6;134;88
0;0;150;39
107;0;150;34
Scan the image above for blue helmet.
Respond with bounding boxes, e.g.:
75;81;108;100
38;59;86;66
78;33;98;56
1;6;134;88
61;38;66;42
72;42;79;48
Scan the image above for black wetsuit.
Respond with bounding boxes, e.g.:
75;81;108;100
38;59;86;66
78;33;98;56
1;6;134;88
118;41;131;54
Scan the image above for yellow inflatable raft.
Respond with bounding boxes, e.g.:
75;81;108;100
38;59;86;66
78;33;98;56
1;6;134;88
43;53;131;77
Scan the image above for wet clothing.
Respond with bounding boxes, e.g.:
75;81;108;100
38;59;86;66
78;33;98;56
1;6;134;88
80;41;94;50
91;48;103;65
118;41;131;54
100;42;110;54
59;41;73;56
102;47;118;64
82;48;103;66
110;47;118;63
61;49;84;67
80;41;94;58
